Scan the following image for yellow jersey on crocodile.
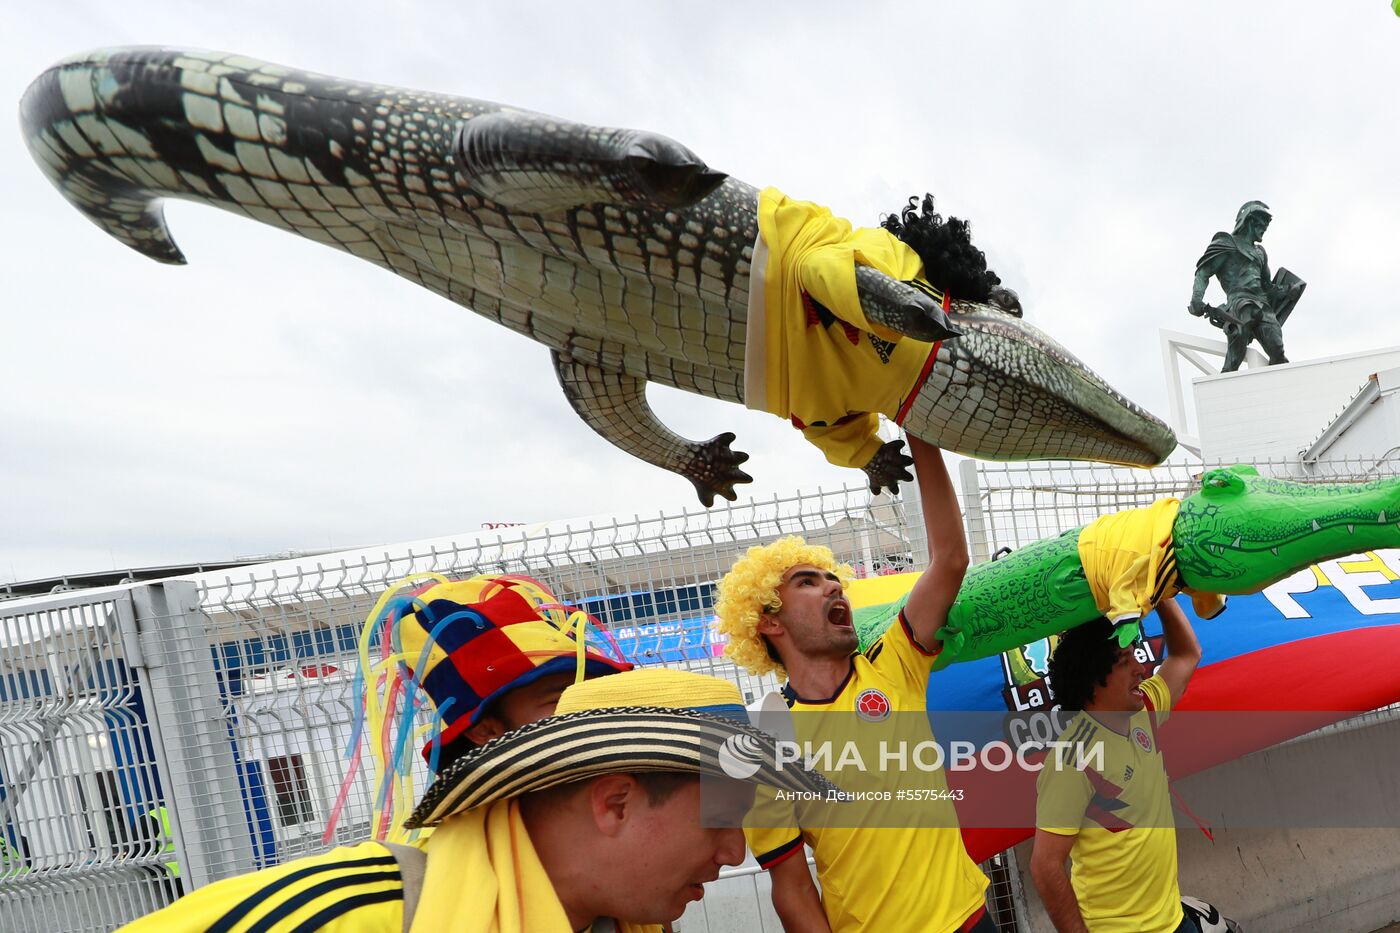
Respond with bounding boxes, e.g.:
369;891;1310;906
1077;497;1227;629
745;187;943;468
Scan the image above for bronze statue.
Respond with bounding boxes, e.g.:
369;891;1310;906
1189;201;1305;373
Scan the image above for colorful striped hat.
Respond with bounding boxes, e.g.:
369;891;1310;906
396;576;633;756
331;574;635;844
407;667;838;827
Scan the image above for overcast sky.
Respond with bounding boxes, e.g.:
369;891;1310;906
4;2;1398;583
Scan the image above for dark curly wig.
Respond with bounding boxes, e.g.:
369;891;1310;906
881;194;1003;302
1047;617;1120;711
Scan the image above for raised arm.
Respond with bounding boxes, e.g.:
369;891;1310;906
902;437;970;648
1155;597;1202;706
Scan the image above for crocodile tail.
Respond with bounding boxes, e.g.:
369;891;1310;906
20;47;490;267
20;49;197;263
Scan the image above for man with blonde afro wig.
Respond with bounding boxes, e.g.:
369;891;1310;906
715;436;993;933
715;536;854;678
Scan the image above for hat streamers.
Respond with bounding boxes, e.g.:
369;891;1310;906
321;572;447;845
322;572;632;846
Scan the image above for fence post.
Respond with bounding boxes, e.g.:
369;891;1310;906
898;429;931;567
1001;846;1033;932
958;459;993;565
128;581;256;889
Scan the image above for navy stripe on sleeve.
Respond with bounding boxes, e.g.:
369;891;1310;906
205;855;397;933
286;888;403;933
246;868;402;933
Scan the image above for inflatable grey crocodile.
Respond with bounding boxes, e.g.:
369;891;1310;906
21;48;1176;504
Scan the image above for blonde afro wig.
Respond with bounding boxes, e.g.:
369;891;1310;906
714;535;854;677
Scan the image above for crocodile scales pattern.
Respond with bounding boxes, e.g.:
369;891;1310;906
22;47;1177;504
1173;468;1400;590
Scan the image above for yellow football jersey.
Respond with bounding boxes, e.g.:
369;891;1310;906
118;842;405;933
1036;674;1181;933
746;187;943;469
746;612;989;932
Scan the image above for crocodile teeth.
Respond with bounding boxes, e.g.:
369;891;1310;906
1381;510;1388;523
1271;547;1279;556
1347;525;1355;534
1232;536;1241;548
1312;519;1321;531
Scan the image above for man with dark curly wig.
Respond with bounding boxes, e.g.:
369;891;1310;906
1030;600;1204;933
743;188;1027;495
881;193;1021;315
715;437;993;932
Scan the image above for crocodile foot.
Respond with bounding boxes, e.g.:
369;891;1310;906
861;439;914;496
988;286;1022;317
621;132;728;208
456;111;726;214
682;432;753;506
853;266;962;342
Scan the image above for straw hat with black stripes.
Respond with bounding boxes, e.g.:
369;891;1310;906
407;667;837;827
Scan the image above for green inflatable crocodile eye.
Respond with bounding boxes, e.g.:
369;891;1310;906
1200;465;1256;497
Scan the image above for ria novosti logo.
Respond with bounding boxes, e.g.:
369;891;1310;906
717;733;765;779
723;735;1105;776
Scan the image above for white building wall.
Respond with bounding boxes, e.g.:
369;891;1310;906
1195;347;1400;469
1304;367;1400;472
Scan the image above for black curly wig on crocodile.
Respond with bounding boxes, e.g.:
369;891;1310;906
882;194;1002;302
1047;617;1121;711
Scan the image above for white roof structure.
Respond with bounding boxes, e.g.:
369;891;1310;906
1160;329;1400;472
1300;366;1400;474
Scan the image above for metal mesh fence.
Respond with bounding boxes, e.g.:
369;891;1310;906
3;455;1399;931
0;592;175;933
186;485;918;867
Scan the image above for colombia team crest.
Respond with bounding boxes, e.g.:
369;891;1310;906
1133;726;1153;752
856;688;892;722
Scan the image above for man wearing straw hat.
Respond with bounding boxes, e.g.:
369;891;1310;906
119;625;835;929
716;436;993;932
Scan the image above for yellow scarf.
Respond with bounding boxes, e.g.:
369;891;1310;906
413;800;663;933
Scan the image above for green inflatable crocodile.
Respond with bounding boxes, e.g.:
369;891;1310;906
856;466;1400;668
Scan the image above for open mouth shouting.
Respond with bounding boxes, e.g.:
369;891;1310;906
826;595;854;629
